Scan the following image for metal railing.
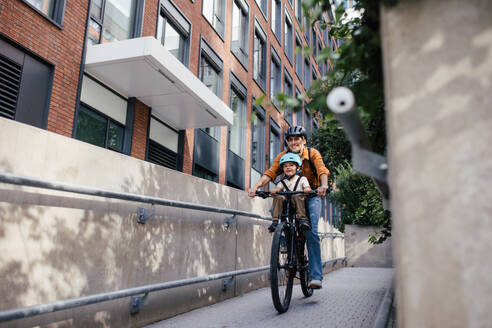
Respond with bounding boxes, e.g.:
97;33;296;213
0;171;345;322
0;172;271;221
319;232;344;240
0;257;347;323
0;265;270;322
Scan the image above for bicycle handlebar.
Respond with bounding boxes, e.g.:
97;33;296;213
255;190;318;199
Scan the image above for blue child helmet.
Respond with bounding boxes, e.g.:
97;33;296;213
279;153;302;167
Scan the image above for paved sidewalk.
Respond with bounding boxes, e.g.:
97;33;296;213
146;267;394;328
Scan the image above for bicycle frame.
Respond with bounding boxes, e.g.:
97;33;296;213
256;189;316;313
277;193;308;274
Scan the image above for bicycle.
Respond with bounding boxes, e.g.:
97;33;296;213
256;190;318;313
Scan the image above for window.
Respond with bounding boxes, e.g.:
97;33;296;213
23;0;65;25
295;33;302;79
231;0;249;68
200;55;221;95
284;69;293;125
312;70;318;86
254;0;268;17
304;58;310;89
229;84;247;158
148;117;179;170
271;0;281;40
195;165;218;182
270;47;281;108
323;24;329;45
295;88;303;126
251;102;266;187
312;27;316;51
203;0;226;37
304;16;310;45
25;0;54;16
295;0;302;22
253;21;267;90
284;10;293;63
227;73;247;190
157;0;191;65
199;38;223;140
305;107;311;137
269;121;281;166
268;120;281;190
76;105;124;152
77;75;128;152
88;0;139;45
317;40;322;61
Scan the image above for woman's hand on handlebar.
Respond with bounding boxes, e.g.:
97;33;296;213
255;190;271;199
316;185;329;197
248;186;258;198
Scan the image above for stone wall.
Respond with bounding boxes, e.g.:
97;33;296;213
0;118;344;327
381;1;492;326
344;225;392;268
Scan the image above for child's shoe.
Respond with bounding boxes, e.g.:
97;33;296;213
299;219;311;231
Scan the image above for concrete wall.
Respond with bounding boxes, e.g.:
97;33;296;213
381;1;492;327
344;225;392;268
0;118;344;327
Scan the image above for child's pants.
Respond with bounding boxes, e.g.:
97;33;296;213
272;195;307;219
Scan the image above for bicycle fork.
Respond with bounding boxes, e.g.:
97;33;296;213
287;225;296;272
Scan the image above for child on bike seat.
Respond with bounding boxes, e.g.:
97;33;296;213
269;153;312;232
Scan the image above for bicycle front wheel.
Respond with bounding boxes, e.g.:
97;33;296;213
270;222;294;313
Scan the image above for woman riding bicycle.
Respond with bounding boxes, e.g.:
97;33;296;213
249;126;330;289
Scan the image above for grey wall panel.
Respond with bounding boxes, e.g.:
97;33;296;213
16;55;52;129
226;150;244;188
194;129;220;175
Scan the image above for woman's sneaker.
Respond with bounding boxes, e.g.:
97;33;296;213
309;280;322;289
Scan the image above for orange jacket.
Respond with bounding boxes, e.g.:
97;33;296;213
264;147;330;189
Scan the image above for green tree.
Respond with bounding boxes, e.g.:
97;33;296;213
307;117;351;181
303;0;391;243
327;162;390;242
257;0;393;243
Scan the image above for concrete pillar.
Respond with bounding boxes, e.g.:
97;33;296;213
381;1;492;327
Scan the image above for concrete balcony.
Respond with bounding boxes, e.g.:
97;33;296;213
85;37;233;130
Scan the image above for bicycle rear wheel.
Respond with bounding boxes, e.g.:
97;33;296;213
270;222;294;313
299;241;313;297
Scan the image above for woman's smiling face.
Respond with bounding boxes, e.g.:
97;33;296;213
287;136;306;153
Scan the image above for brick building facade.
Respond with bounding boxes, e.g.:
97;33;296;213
0;0;338;191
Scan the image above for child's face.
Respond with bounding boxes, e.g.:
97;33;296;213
282;162;298;176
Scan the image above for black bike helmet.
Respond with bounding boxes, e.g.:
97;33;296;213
284;126;306;140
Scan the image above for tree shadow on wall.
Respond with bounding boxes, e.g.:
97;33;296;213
0;159;256;327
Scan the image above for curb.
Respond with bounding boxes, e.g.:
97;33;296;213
372;274;395;328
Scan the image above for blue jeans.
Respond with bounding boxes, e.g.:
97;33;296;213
306;197;323;281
